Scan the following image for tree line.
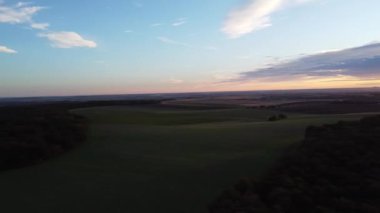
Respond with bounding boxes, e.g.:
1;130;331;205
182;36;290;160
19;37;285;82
209;115;380;213
0;100;161;171
0;104;90;171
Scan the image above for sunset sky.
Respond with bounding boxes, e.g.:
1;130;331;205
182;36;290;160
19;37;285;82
1;0;380;97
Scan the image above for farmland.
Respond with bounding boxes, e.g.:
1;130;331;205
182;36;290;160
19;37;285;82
0;105;374;213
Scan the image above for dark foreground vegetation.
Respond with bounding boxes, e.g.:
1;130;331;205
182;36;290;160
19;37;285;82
0;100;160;171
210;115;380;213
267;114;287;122
0;105;87;170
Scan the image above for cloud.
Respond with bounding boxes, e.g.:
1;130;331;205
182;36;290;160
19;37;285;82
39;31;97;48
157;37;218;52
15;2;33;8
1;2;97;51
151;23;164;27
222;0;313;38
151;18;188;28
168;78;184;84
157;36;190;47
235;42;380;82
0;45;17;53
172;18;187;27
30;22;49;30
0;1;44;25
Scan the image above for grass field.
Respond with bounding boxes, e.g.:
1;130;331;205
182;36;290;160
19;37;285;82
0;106;376;213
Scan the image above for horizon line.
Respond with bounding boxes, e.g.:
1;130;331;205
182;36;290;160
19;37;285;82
1;86;379;100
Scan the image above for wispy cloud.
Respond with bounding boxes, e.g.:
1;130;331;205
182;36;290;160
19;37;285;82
157;36;218;52
168;78;184;84
234;42;380;82
0;45;17;53
157;36;190;47
172;18;187;27
152;18;188;28
30;22;49;30
0;1;45;27
39;31;97;48
222;0;313;38
151;23;164;27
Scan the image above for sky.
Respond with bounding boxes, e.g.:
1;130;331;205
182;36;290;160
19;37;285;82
1;0;380;97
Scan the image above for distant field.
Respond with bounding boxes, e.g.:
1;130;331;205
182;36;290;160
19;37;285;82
0;106;376;213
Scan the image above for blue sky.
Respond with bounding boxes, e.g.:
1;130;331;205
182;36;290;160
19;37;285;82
1;0;380;97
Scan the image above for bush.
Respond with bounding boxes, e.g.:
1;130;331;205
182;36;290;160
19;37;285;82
267;116;278;122
278;114;287;120
268;114;288;122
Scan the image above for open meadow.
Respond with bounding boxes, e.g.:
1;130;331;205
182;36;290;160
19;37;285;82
0;106;376;213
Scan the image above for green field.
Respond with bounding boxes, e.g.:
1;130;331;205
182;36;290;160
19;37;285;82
0;106;375;213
